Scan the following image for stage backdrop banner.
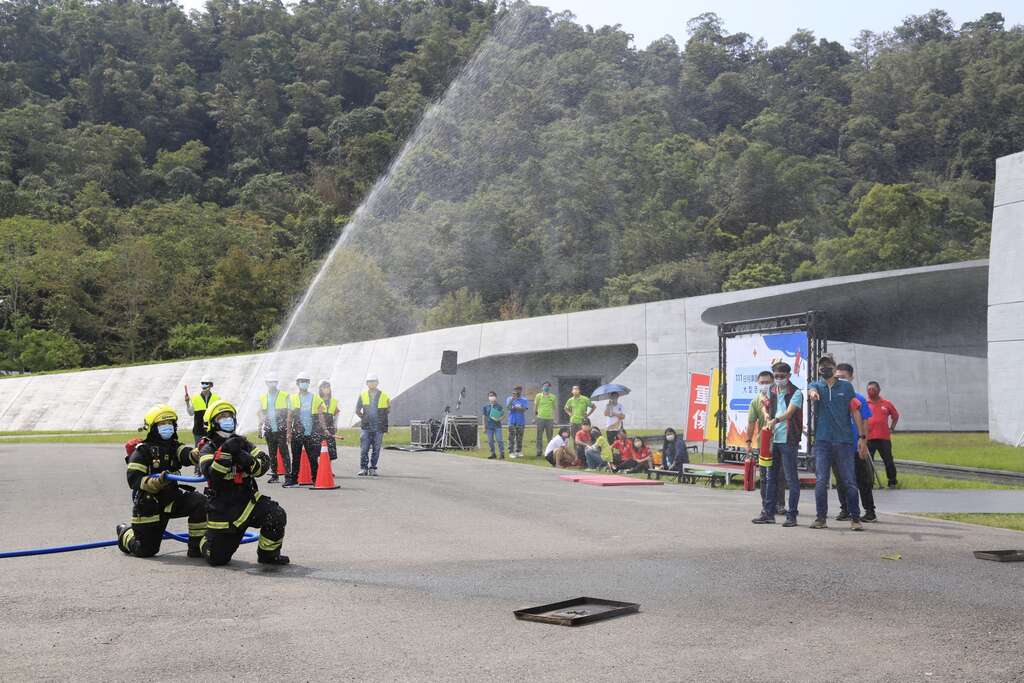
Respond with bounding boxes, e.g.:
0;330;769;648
724;331;808;450
685;372;711;442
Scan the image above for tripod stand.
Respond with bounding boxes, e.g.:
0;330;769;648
432;386;467;450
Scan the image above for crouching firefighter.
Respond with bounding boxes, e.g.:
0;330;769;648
117;404;207;558
198;399;289;566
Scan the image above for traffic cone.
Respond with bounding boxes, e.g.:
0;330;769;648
297;446;314;486
311;440;340;491
274;448;287;482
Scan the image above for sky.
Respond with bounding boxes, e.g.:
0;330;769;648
175;1;1023;48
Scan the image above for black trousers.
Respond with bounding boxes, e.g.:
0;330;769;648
508;425;524;453
121;489;207;557
289;434;320;482
868;439;897;485
265;430;291;476
203;496;286;566
839;455;876;513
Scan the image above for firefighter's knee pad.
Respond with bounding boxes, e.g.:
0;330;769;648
262;505;287;537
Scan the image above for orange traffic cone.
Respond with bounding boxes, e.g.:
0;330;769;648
297;446;314;486
274;448;287;482
311;440;340;491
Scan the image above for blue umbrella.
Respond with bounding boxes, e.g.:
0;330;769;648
589;383;630;401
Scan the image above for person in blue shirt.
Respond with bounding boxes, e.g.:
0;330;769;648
482;391;506;459
752;361;804;527
505;386;529;459
836;363;877;522
807;354;869;531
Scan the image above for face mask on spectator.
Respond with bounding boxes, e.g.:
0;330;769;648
665;434;675;442
633;440;642;448
819;367;834;379
775;378;788;387
757;382;771;394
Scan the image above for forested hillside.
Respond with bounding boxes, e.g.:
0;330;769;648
0;1;1019;370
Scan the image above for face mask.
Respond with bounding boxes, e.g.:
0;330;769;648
488;395;497;402
665;434;675;442
218;417;236;433
757;383;771;394
543;386;550;393
201;384;212;390
819;367;834;379
633;441;642;448
157;424;175;440
298;381;309;390
868;388;880;399
775;378;788;387
267;384;278;391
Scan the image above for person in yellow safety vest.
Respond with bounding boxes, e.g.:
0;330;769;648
257;375;291;484
355;373;390;476
198;399;289;566
316;379;340;461
117;404;207;558
284;370;326;487
185;375;219;446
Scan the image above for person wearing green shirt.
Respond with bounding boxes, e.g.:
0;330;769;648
534;381;557;458
745;370;785;517
563;385;595;444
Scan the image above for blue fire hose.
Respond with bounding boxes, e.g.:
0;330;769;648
0;472;258;558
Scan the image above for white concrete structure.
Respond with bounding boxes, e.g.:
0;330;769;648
989;150;1024;445
0;261;988;433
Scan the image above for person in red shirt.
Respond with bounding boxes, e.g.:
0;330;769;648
612;430;633;467
573;418;592;467
866;381;900;488
613;436;652;473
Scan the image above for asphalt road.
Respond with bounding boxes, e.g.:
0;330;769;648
2;443;1024;682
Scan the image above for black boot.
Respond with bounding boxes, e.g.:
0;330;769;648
116;523;132;554
258;551;290;565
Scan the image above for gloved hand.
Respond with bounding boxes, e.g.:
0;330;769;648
233;448;254;472
221;434;245;455
140;471;169;494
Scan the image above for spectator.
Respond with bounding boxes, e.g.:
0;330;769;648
285;370;325;487
835;363;876;522
355;374;390;477
583;426;614;470
807;355;869;531
753;362;803;527
316;379;340;461
604;392;626;444
505;386;529;459
866;381;900;488
611;429;632;469
481;391;506;460
534;382;557;459
563;385;595;445
544;426;575;467
746;371;785;518
613;436;652;473
662;427;690;471
574;417;592;464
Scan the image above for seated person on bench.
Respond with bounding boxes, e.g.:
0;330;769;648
613;436;652;473
583;426;614;470
611;429;632;467
661;427;690;471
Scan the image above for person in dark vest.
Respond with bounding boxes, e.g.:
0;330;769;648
185;375;219;446
752;361;804;527
284;370;324;487
356;374;390;476
257;375;291;483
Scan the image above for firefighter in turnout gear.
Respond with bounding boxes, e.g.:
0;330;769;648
117;404;207;558
198;399;289;566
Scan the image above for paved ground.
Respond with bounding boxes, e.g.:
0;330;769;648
872;489;1024;513
2;443;1024;682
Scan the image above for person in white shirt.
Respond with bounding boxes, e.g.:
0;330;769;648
543;427;574;467
604;392;625;444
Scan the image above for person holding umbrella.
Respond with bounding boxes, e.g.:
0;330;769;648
591;383;630;445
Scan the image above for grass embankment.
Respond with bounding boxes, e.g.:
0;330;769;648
917;513;1024;533
891;432;1023;471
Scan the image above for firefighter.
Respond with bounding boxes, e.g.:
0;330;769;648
185;375;219;446
285;370;325;487
116;404;207;558
316;379;340;461
257;375;291;483
197;399;289;566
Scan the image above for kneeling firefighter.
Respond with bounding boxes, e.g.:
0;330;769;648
117;404;207;558
198;399;289;566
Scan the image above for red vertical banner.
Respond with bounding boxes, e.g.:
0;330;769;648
686;372;712;442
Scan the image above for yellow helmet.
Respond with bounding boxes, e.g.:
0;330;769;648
142;404;178;432
203;398;237;429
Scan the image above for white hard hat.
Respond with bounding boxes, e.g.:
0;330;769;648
296;370;311;381
265;375;279;384
366;373;379;383
200;375;213;384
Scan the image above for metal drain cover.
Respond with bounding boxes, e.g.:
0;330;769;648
514;597;639;626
